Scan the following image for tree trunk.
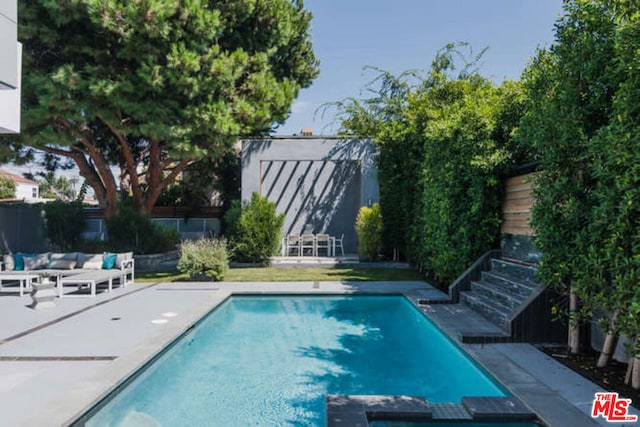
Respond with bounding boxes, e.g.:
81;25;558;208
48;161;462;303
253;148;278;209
568;288;580;354
624;337;640;389
632;358;640;389
597;310;620;368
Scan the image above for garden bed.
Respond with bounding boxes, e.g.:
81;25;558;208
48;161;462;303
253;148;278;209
541;346;640;409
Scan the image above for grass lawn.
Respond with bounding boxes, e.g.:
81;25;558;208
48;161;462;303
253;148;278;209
136;267;423;283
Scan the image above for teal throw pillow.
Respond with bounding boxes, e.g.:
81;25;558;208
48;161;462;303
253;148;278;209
14;253;36;271
102;253;117;269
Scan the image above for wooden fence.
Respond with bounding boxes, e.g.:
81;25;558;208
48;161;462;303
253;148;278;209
501;172;538;236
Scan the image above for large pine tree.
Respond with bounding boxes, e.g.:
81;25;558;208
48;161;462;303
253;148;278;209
13;0;318;216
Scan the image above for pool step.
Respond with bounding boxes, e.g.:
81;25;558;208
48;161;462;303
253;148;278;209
460;258;542;334
469;279;526;309
459;291;511;332
481;270;539;298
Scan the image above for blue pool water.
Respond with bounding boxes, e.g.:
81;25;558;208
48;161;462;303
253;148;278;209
85;296;506;426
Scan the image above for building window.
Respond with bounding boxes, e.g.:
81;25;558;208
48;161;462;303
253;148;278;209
32;187;37;198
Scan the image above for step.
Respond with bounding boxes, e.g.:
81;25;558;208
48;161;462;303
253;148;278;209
460;291;511;331
491;258;538;282
481;270;539;298
470;280;525;310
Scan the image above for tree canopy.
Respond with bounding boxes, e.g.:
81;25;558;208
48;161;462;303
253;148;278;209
12;0;318;216
520;0;640;366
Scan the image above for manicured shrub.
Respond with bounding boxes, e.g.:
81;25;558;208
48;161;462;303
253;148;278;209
178;238;229;281
223;199;242;239
43;200;86;251
356;203;383;261
229;193;285;264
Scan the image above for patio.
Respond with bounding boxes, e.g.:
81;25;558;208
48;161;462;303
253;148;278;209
0;279;629;426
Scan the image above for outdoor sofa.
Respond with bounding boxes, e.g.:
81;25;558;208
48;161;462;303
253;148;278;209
0;251;134;297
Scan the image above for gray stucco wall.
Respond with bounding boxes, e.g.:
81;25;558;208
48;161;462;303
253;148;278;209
241;137;379;254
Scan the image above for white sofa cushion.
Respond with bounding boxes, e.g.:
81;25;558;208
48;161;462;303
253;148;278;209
50;252;78;262
49;259;77;270
76;253;104;269
24;253;51;270
3;254;14;271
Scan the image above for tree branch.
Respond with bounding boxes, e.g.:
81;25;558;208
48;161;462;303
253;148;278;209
96;113;143;204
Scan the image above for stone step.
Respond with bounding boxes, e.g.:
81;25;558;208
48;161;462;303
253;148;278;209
460;291;511;332
470;280;525;310
481;270;539;298
491;258;538;282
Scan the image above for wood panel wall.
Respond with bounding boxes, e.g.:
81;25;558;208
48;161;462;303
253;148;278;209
501;172;538;236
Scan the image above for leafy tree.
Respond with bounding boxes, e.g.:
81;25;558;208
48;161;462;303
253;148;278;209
42;200;86;251
12;0;318;218
156;148;241;209
0;176;16;199
520;0;640;379
26;171;76;200
334;44;526;284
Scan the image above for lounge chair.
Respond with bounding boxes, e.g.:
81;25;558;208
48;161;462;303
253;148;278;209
0;251;135;297
58;269;129;297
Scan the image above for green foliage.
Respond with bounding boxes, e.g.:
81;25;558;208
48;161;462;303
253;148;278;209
229;193;284;264
105;205;179;254
42;200;86;251
178;238;229;281
336;44;525;284
0;176;16;199
156;150;241;210
519;0;640;345
30;171;77;200
223;199;242;238
355;203;383;261
13;0;319;216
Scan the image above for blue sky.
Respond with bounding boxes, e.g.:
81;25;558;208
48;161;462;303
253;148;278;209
276;0;565;136
4;0;564;181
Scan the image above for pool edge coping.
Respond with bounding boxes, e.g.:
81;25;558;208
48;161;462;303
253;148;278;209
20;281;600;427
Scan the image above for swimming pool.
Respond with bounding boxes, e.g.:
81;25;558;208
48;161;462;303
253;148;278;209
81;295;507;425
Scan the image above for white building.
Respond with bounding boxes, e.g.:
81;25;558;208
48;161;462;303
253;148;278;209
0;0;21;134
0;169;38;200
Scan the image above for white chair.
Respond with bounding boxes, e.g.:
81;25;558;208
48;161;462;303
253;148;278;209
301;234;315;257
286;234;301;256
315;234;331;257
334;234;345;256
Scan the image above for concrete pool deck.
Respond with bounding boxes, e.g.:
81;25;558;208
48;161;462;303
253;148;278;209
0;280;634;426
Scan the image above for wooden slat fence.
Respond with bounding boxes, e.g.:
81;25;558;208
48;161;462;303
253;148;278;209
501;172;538;236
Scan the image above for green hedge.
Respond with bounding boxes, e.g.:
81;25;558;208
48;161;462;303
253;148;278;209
337;46;525;285
228;193;284;264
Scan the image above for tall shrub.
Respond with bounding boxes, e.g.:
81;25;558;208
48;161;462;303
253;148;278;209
230;193;284;264
43;200;86;251
355;203;383;261
518;0;627;360
335;44;525;285
105;205;179;254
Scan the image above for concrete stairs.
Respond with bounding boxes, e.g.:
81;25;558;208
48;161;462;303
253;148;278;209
460;259;541;335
